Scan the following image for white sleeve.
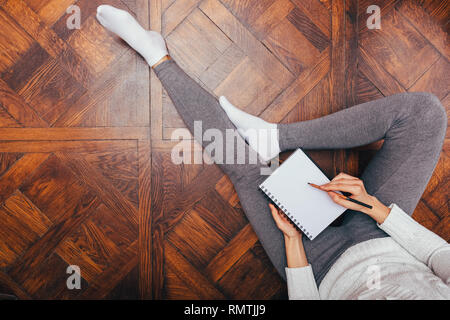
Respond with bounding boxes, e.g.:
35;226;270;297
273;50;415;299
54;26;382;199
285;265;321;300
378;203;450;284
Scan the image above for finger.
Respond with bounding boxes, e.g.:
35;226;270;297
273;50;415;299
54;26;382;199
326;181;361;189
332;172;360;182
269;203;291;227
328;177;362;187
269;203;282;223
268;203;277;214
327;191;349;207
320;182;361;194
278;210;290;223
327;177;365;191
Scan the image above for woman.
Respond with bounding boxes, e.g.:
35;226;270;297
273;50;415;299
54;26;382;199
96;5;449;299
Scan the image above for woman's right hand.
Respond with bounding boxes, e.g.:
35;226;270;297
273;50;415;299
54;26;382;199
320;172;391;224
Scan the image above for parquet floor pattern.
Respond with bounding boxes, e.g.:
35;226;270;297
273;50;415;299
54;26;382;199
0;0;448;299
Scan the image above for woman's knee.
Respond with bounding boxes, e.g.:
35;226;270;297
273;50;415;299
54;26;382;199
415;92;447;137
400;92;447;139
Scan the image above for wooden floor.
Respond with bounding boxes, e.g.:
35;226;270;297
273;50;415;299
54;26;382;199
0;0;448;299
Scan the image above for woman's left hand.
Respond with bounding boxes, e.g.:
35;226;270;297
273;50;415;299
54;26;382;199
269;203;308;268
268;203;302;239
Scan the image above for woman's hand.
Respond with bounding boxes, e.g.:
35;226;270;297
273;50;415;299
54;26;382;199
319;172;390;224
269;203;308;268
269;203;302;239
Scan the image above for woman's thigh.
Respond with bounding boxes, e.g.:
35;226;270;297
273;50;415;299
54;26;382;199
357;93;446;216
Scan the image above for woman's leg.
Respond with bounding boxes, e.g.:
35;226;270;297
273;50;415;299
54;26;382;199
278;92;447;215
225;91;446;284
96;6;447;284
156;68;446;284
154;60;290;277
96;5;289;281
278;92;447;284
153;60;263;181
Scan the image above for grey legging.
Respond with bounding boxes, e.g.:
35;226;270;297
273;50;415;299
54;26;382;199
154;60;447;285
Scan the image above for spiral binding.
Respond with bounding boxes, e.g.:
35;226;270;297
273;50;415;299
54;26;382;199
260;185;312;240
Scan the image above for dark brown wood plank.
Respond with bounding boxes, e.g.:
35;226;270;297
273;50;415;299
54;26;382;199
79;241;139;299
397;0;449;60
0;140;137;153
138;139;152;299
150;151;165;299
164;242;226;299
55;152;139;226
261;48;330;121
205;224;258;282
0;153;50;204
8;194;100;284
0;127;149;140
199;0;294;88
287;7;329;53
0;79;47;127
0;270;32;299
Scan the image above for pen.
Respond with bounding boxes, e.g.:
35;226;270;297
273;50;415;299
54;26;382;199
307;182;373;209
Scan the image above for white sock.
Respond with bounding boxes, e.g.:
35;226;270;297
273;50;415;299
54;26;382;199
219;96;280;162
96;5;168;67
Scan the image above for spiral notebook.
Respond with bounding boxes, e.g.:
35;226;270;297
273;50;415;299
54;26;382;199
259;149;347;240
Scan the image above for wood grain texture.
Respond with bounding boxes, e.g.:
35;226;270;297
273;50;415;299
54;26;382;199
0;0;149;299
199;0;294;88
0;79;47;127
0;127;149;140
0;0;448;299
357;0;449;238
138;139;152;299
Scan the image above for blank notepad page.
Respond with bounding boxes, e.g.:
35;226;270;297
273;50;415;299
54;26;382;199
259;149;347;240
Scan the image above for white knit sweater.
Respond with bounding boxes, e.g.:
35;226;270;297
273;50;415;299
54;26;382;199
285;204;450;300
